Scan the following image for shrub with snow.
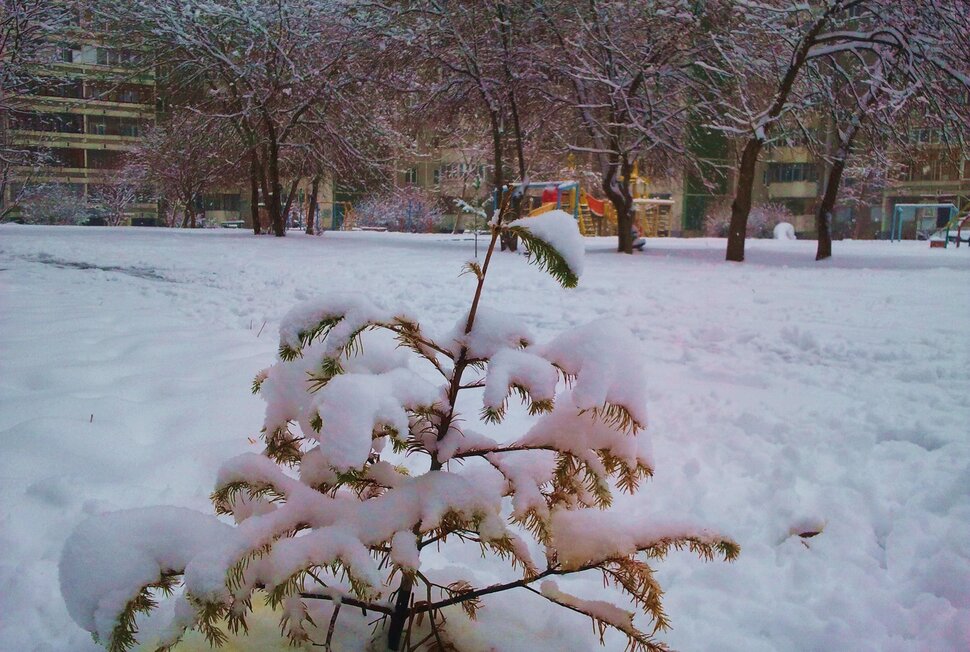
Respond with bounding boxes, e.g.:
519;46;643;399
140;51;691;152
705;202;795;239
59;192;737;652
19;184;91;225
353;188;445;233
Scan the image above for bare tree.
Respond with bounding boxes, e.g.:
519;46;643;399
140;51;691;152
129;114;234;229
381;1;550;250
90;164;145;226
706;0;970;262
97;0;395;237
0;0;67;219
807;1;970;259
534;0;706;253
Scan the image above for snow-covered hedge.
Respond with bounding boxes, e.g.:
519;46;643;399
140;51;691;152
60;204;737;652
705;202;796;238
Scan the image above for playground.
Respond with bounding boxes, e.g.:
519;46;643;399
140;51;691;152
1;224;968;652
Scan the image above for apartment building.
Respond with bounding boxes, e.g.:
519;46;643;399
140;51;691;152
881;129;970;238
3;35;158;222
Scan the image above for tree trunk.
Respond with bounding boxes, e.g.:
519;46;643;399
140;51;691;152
489;110;518;252
603;159;634;254
181;201;191;228
386;575;414;650
609;195;634;254
266;140;285;237
306;175;320;235
726;139;763;262
281;177;300;230
250;153;261;235
815;157;845;261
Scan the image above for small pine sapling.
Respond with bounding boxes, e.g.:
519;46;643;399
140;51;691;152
60;191;738;652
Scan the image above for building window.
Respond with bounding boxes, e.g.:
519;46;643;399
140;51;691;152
85;116;147;137
38;147;85;168
87;150;125;170
909;128;941;144
201;194;241;212
29;77;83;99
766;162;818;184
404;167;417;185
9;111;83;134
95;48;144;67
86;82;152;104
433;167;440;185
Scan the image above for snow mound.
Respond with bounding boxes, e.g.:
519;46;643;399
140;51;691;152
774;222;797;240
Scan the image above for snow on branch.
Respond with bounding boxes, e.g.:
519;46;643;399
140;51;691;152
506;210;585;288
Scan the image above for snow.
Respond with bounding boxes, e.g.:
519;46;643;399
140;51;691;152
548;510;728;570
445;305;535;359
774;221;797;240
540;580;635;634
507;209;586;280
59;507;232;644
1;225;969;651
482;348;558;412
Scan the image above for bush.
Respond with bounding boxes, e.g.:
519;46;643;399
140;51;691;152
354;188;445;233
19;185;90;225
704;202;796;238
60;205;737;652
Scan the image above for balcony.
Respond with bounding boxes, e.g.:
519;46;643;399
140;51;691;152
11;131;142;150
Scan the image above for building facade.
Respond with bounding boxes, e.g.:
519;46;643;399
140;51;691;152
3;35;158;222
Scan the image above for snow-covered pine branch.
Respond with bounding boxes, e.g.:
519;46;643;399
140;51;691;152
60;205;737;652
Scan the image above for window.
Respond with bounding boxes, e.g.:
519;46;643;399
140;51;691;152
201;194;241;212
9;111;83;134
86;150;125;170
119;118;141;137
41;148;85;168
433;167;440;185
85;116;147;137
88;117;106;135
404;167;417;184
904;156;961;182
87;83;152;104
766;163;818;184
30;77;83;99
95;48;144;67
909;128;941;145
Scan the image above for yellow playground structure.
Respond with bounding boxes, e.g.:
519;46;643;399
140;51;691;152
502;180;674;238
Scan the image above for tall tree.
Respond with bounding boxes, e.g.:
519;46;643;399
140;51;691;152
0;0;67;219
535;0;705;253
99;0;393;236
381;1;549;250
807;1;970;259
129;113;235;228
708;0;970;262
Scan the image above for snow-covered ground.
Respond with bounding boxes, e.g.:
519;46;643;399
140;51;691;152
1;225;968;652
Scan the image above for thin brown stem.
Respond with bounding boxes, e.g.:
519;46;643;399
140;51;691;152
299;592;392;616
411;562;603;614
